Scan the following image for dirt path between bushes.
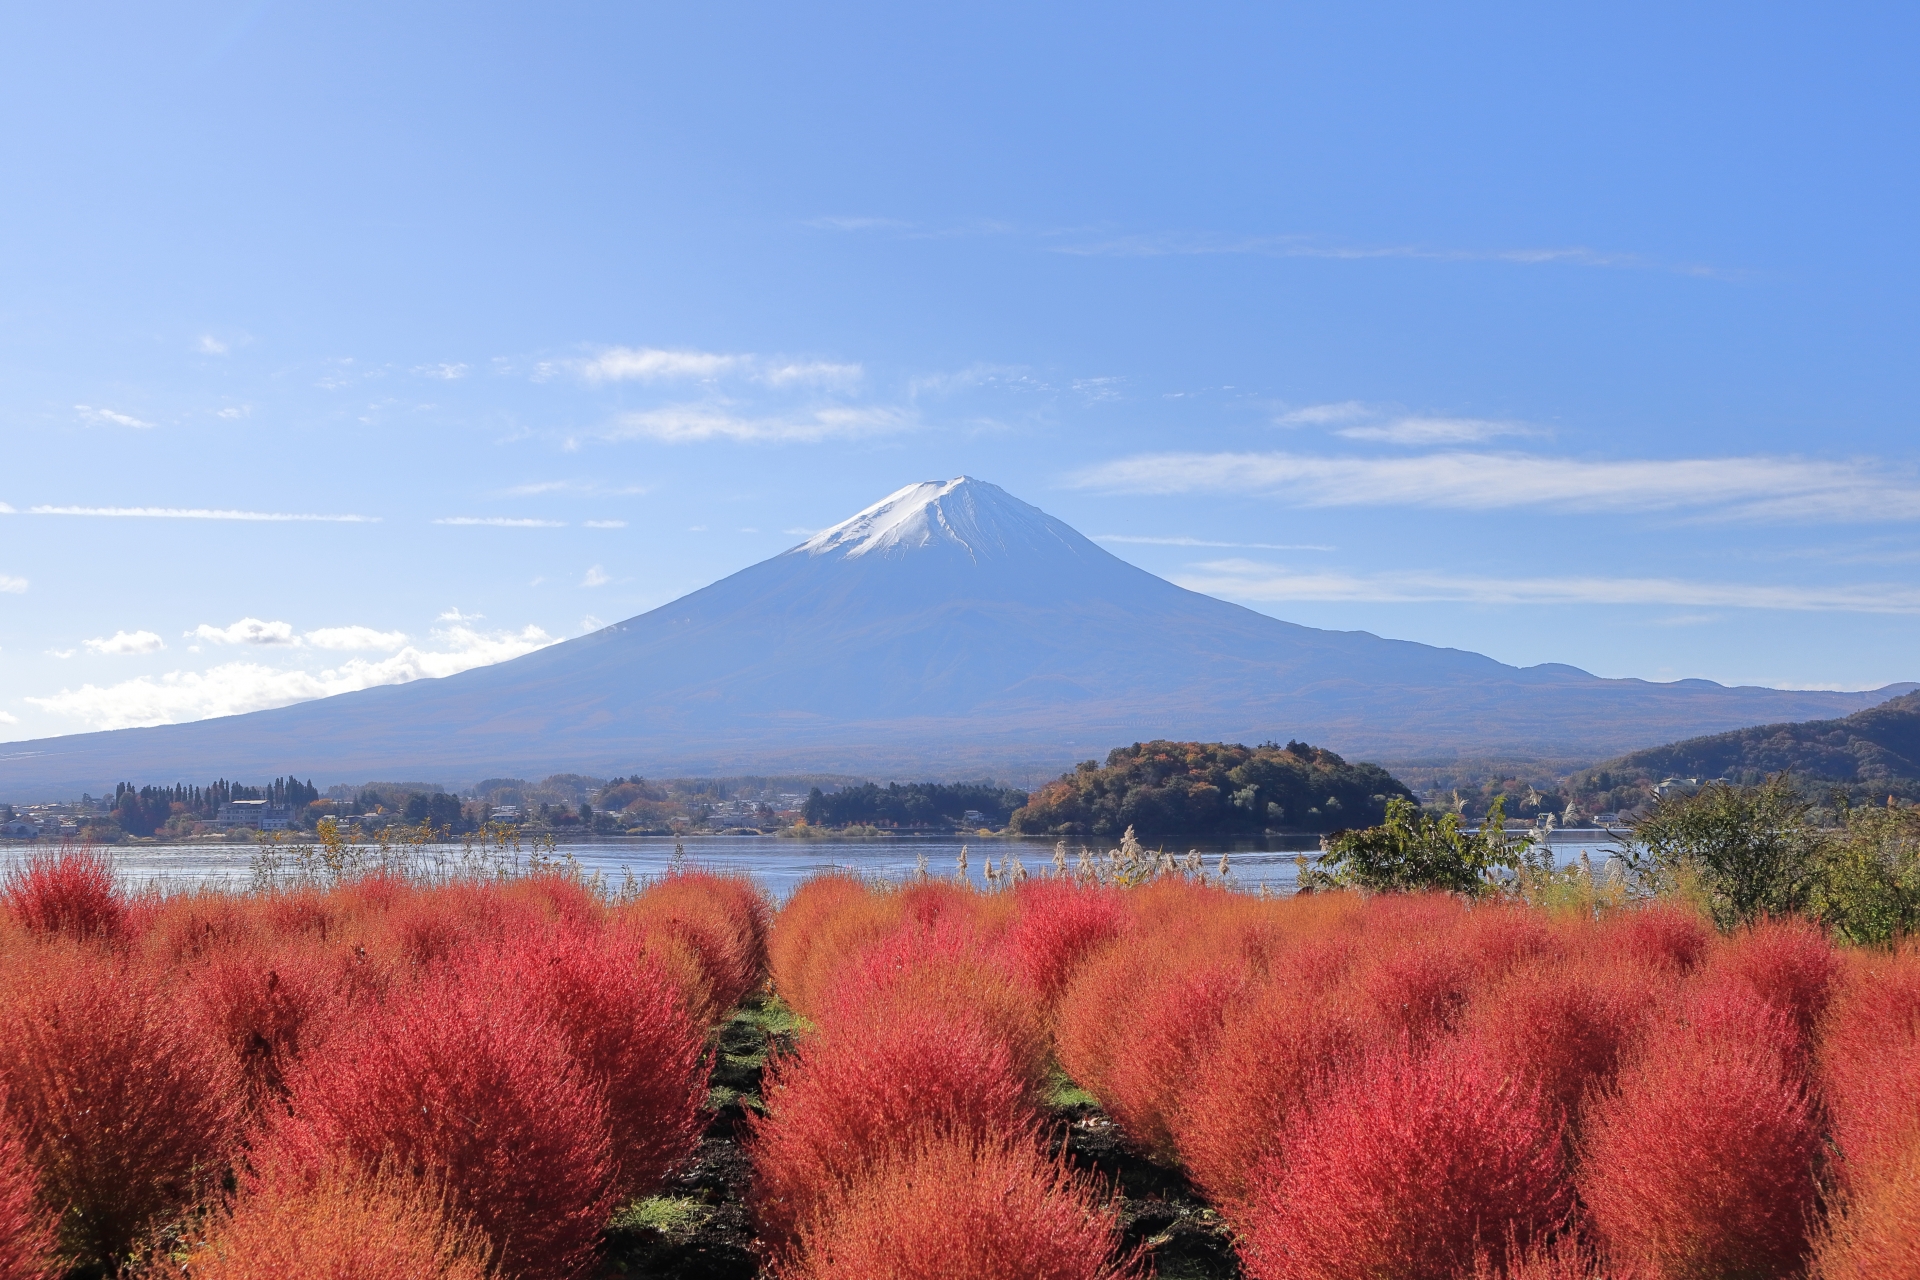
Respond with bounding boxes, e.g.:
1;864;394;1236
600;999;1242;1279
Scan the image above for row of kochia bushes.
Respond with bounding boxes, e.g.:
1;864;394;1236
756;874;1919;1279
0;850;1917;1278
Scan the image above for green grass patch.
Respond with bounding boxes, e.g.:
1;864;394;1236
611;1195;713;1235
1046;1071;1100;1109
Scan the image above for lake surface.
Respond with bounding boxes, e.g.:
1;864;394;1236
74;830;1629;900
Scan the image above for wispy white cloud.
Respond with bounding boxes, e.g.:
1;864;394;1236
31;505;379;522
438;607;482;622
304;625;408;651
0;711;16;725
572;346;863;389
1179;558;1920;614
584;519;627;529
581;565;609;587
74;405;155;429
1335;416;1533;445
214;405;251;420
83;630;165;655
27;623;558;731
1095;535;1336;551
577;347;746;383
0;503;14;514
0;575;24;594
45;649;75;660
415;362;469;380
607;403;911;444
433;516;567;528
580;615;606;633
1275;401;1370;426
196;335;229;355
1071;451;1920;523
192;618;298;646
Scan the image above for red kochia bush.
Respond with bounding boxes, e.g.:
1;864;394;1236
1819;949;1920;1190
1580;989;1818;1280
1466;955;1662;1123
0;1109;51;1280
997;878;1128;1009
1240;1040;1569;1280
154;1166;495;1280
267;972;614;1280
1174;983;1375;1215
1610;902;1712;973
1810;1143;1920;1280
0;946;241;1269
2;849;125;944
484;925;707;1196
1089;953;1252;1158
780;1133;1130;1280
620;871;771;1014
185;939;341;1113
1699;915;1840;1059
750;999;1039;1247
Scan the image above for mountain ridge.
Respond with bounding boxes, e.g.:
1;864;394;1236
2;477;1912;799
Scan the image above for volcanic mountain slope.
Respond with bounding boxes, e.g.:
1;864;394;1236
1;477;1912;797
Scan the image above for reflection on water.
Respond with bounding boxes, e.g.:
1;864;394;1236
71;831;1626;900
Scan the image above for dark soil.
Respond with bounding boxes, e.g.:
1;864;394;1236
600;1001;1243;1279
1052;1103;1243;1279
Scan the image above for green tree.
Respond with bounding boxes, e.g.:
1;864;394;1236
1810;799;1920;946
1305;797;1520;896
1621;776;1824;929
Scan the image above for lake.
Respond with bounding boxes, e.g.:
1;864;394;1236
61;830;1630;900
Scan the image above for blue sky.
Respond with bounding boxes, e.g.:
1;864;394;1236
4;1;1919;742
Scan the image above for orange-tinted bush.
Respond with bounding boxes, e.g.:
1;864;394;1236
1240;1040;1569;1280
1820;948;1920;1193
1175;982;1375;1214
2;849;125;944
1469;1235;1607;1280
1352;938;1474;1049
1090;953;1252;1157
1811;1141;1920;1280
769;878;904;1020
779;1133;1130;1280
156;1165;495;1280
132;889;258;964
482;925;707;1196
0;1109;51;1280
0;945;242;1269
268;972;614;1280
620;871;770;1015
1580;989;1818;1280
750;999;1038;1247
998;879;1128;1010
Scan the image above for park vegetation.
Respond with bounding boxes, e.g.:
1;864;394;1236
0;773;1918;1277
1010;740;1411;837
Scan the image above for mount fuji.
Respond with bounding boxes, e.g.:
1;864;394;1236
2;477;1911;796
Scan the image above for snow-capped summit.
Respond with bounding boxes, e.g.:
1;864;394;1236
0;476;1910;795
794;476;1092;564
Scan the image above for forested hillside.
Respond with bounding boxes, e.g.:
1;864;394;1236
1573;691;1920;810
1009;740;1411;838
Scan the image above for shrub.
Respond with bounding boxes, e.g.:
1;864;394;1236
750;999;1038;1247
0;945;242;1270
1465;955;1662;1123
1580;989;1818;1280
768;876;901;1019
1468;1235;1607;1279
1352;938;1475;1050
185;939;341;1113
1240;1039;1569;1280
1700;915;1840;1056
154;1165;495;1280
1810;1141;1920;1280
1088;953;1252;1157
998;879;1128;1010
1623;777;1825;928
1174;982;1375;1215
2;849;125;944
617;871;769;1016
482;925;707;1196
1818;948;1920;1190
0;1108;51;1280
267;971;614;1280
779;1133;1130;1280
1609;901;1712;972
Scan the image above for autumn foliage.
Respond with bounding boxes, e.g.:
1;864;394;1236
0;850;762;1278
